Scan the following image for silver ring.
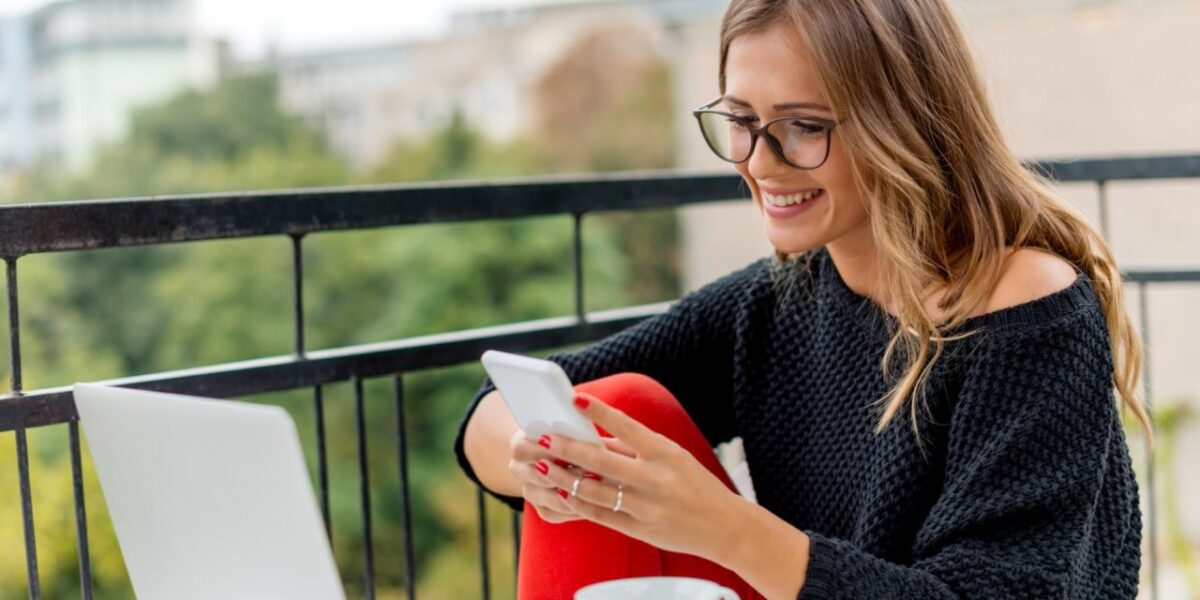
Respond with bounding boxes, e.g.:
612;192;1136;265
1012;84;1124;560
570;474;583;498
612;483;624;512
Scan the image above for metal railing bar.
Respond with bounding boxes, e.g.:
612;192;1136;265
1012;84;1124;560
68;421;93;600
512;512;521;587
1031;154;1200;182
291;234;306;357
314;385;332;541
393;375;416;600
7;258;23;392
2;154;1196;258
573;213;585;321
17;428;41;599
1121;270;1200;284
355;377;376;600
1097;181;1110;240
6;256;41;599
477;489;491;600
1138;282;1158;600
0;173;746;256
0;303;672;431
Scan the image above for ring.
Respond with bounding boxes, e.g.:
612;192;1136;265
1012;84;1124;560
570;474;584;498
612;483;624;512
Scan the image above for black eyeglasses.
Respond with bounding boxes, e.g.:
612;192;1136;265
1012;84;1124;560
692;98;839;170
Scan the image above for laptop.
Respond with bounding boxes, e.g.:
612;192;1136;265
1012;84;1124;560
73;383;346;600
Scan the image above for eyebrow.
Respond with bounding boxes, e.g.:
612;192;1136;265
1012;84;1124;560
721;95;832;113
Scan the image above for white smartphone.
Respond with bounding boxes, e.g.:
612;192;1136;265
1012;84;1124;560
480;350;603;445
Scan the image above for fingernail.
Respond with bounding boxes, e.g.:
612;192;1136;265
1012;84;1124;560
538;435;552;450
534;461;549;476
553;458;572;469
583;471;603;481
557;489;569;500
574;395;590;409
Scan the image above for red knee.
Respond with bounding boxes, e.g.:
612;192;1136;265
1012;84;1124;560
571;372;740;494
575;372;684;429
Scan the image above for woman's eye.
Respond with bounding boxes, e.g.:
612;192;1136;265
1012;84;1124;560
790;121;827;135
725;117;754;129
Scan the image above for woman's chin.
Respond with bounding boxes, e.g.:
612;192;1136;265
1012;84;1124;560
763;224;822;256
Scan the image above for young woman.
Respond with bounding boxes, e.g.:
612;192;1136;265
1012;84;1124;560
456;1;1149;598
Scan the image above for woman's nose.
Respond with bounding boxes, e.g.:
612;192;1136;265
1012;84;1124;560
746;135;790;181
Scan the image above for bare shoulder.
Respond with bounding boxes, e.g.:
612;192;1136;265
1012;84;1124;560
982;247;1079;314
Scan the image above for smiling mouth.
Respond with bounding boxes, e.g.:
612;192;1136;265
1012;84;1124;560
762;189;824;207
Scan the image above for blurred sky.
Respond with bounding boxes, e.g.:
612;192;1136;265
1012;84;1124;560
0;0;549;57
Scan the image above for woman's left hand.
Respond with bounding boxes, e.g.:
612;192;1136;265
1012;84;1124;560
534;391;744;561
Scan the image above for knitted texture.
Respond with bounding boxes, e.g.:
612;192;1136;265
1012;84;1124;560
453;246;1142;598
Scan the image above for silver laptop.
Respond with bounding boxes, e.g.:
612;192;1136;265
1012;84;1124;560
73;383;345;600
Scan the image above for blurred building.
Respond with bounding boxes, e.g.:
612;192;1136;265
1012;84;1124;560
0;0;222;171
1;15;35;172
250;0;726;170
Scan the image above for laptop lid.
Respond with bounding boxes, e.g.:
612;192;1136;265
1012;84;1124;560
73;383;345;600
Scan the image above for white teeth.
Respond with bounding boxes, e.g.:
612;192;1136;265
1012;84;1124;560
764;189;822;207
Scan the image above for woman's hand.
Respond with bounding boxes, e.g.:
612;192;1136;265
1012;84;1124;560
507;428;635;523
534;392;744;561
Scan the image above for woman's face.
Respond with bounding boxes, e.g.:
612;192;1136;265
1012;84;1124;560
722;22;870;255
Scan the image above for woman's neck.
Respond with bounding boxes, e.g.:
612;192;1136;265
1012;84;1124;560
825;227;884;307
825;231;1023;323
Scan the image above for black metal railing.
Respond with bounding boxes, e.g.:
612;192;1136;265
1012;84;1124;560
1;154;1198;599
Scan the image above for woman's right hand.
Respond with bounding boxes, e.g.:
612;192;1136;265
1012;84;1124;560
508;429;636;523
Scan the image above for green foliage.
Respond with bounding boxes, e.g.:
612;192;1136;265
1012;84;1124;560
371;110;543;183
126;74;318;163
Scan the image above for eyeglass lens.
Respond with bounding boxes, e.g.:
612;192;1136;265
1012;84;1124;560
697;112;829;169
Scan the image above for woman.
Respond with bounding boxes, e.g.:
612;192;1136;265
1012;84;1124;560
455;0;1149;598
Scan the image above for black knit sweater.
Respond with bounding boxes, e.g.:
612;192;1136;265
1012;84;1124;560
453;246;1142;599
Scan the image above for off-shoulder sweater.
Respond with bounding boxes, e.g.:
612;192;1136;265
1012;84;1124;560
453;245;1142;599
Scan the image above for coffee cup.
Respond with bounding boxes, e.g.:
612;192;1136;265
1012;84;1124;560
574;576;741;600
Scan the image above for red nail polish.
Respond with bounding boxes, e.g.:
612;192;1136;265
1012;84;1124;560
553;458;572;469
534;461;549;476
538;435;551;450
583;471;603;481
557;489;569;500
574;395;590;409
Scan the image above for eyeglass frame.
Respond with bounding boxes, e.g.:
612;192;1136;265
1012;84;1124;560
692;97;842;170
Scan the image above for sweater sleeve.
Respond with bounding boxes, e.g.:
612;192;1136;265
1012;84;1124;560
796;308;1143;599
453;259;765;512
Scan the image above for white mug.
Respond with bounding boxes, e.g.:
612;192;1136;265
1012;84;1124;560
574;576;741;600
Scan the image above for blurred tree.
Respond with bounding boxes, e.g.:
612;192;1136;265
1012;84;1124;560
531;24;681;304
126;75;318;162
533;24;675;173
371;109;542;183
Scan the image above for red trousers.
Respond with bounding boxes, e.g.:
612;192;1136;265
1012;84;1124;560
516;372;765;600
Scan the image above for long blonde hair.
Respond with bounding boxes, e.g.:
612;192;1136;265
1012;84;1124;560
719;0;1152;440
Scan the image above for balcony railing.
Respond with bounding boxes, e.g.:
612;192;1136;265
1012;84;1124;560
1;154;1198;599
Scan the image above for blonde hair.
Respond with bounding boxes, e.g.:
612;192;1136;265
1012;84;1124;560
719;0;1152;441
